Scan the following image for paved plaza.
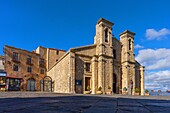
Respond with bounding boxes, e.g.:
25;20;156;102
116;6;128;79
0;92;170;113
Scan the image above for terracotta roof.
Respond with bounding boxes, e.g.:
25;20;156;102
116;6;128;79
37;46;66;52
49;48;66;52
5;45;40;56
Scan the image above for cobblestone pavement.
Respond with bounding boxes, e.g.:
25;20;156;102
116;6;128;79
0;92;170;113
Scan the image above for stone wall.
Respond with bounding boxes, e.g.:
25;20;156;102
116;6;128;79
73;46;97;93
72;45;96;57
35;46;66;71
75;55;92;93
47;52;70;93
48;49;66;70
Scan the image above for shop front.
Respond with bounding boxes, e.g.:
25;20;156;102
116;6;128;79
0;71;6;91
6;76;22;91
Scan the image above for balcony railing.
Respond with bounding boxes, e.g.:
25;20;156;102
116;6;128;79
26;60;33;65
12;58;20;63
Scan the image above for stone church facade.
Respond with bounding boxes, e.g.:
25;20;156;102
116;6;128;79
47;18;145;95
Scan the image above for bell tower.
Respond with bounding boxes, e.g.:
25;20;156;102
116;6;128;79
95;19;113;46
120;30;135;63
120;30;136;95
94;18;114;93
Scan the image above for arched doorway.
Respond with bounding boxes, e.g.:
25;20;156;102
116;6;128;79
41;76;52;92
27;78;36;91
113;74;117;93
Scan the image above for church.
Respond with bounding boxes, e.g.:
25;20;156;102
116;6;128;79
47;18;145;95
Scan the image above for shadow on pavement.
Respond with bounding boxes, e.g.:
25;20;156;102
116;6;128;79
0;93;170;113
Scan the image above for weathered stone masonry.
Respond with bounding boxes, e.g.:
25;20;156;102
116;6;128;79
47;18;145;95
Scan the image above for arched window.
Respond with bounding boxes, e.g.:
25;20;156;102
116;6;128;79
129;39;131;50
105;29;108;42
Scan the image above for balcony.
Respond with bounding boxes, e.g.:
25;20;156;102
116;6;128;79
12;58;20;63
26;60;33;66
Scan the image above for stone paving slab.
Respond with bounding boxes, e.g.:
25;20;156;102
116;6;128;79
0;92;170;113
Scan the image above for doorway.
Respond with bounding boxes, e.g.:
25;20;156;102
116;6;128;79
27;78;36;91
113;74;117;93
41;76;52;92
85;77;90;91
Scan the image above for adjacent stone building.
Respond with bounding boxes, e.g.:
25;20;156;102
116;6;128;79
0;55;6;91
47;18;145;95
0;55;5;71
3;45;65;91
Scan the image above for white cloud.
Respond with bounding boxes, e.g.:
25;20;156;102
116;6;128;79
136;48;170;70
145;70;170;82
145;70;170;91
145;28;170;40
134;44;144;49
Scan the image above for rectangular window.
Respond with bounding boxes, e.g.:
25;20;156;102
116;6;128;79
39;58;45;67
85;63;91;72
113;49;116;59
12;52;19;61
13;64;19;71
40;69;44;74
26;55;32;64
27;67;32;73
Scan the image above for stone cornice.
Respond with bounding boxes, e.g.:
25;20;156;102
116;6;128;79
98;54;113;59
97;18;114;26
121;61;136;64
70;44;96;52
119;30;135;37
5;45;40;56
75;53;93;58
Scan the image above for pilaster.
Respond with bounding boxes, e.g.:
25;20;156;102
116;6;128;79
69;52;75;93
132;66;135;95
46;48;49;71
110;60;113;90
98;56;104;92
91;56;98;94
121;64;128;92
140;66;145;96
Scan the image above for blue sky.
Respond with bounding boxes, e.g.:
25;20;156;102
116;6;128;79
1;0;170;91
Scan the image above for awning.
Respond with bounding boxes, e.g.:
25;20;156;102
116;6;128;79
0;72;6;77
